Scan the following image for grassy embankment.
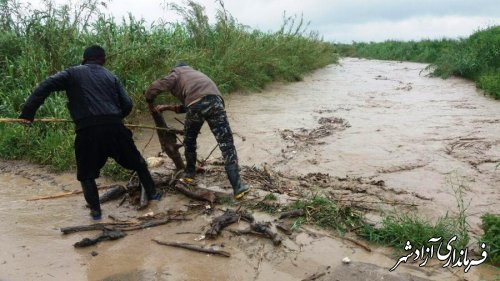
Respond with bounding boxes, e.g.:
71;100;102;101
0;0;336;174
247;175;499;266
336;26;500;99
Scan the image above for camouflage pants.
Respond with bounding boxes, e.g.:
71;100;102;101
184;95;238;174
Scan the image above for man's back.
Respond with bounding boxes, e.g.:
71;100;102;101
20;62;132;130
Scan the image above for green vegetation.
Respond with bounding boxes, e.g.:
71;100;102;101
249;192;281;214
358;214;469;250
480;213;500;265
0;0;337;172
337;26;500;99
287;195;364;234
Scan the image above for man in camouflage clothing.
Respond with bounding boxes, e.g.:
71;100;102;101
144;63;250;199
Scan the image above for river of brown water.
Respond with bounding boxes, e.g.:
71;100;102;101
1;58;498;280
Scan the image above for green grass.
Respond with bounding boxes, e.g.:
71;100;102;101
101;160;134;181
0;0;337;174
480;214;500;266
288;195;364;234
357;214;468;250
336;26;500;99
250;193;281;214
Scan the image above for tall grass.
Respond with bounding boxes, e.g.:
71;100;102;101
336;26;500;99
480;213;500;266
0;0;337;172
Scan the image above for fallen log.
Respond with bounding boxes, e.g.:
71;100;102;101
152;239;230;257
74;229;126;248
279;209;305;220
151;111;185;170
99;185;127;204
205;209;255;239
230;222;282;246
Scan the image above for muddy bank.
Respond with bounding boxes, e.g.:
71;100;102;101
1;58;499;280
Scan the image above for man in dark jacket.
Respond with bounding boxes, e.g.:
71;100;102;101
19;45;160;220
144;63;250;200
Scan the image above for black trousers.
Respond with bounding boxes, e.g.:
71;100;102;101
75;123;155;210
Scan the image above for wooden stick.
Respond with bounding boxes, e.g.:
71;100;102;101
27;185;117;201
125;124;183;134
175;181;216;204
302;272;326;281
174;117;185;126
73;229;127;248
340;236;372;252
279;209;305;220
201;143;220;165
61;215;188;235
0;118;183;134
206;209;255;239
61;222;135;235
152;239;231;257
0;118;71;123
231;222;282;246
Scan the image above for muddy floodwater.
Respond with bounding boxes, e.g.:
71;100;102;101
1;58;499;280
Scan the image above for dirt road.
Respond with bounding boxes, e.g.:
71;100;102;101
1;58;498;280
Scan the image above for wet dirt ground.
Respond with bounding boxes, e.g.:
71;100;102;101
1;58;499;280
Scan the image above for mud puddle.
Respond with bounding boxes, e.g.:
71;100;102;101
1;58;499;280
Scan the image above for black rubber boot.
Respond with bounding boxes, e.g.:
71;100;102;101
225;163;250;200
184;151;197;180
80;179;102;220
136;165;160;200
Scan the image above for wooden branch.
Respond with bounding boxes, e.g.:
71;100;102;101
61;222;134;235
340;236;372;252
175;182;216;204
231;222;282;246
279;209;305;220
0;118;71;123
61;215;188;234
119;217;187;231
302;272;326;281
73;229;126;248
0;118;183;133
27;184;117;201
151;111;185;170
124;124;184;134
99;185;127;204
152;239;231;257
205;209;255;239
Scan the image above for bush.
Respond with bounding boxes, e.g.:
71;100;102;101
0;0;337;173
